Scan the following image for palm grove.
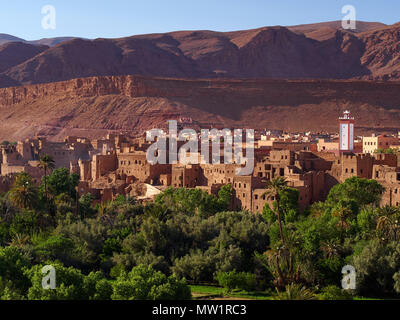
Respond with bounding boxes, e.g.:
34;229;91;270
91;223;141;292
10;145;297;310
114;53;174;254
0;154;399;300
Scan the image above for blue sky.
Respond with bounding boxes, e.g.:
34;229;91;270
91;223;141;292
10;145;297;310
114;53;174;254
1;0;399;40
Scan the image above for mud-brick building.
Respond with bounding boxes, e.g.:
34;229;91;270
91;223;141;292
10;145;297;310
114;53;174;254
171;164;203;188
372;165;400;206
271;141;313;152
372;153;398;168
116;151;171;184
363;135;399;154
294;151;333;172
77;173;128;204
253;150;293;180
1;145;43;179
91;153;118;180
39;138;92;169
285;169;326;211
0;175;15;193
232;176;266;212
328;153;374;183
202;163;239;185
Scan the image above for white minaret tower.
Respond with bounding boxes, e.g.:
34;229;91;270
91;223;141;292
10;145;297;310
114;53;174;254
339;110;354;152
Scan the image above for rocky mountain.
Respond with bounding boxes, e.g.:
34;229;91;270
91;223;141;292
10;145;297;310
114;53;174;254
0;34;78;46
0;34;26;45
0;21;399;88
0;75;400;141
0;42;48;73
0;21;399;141
29;37;80;47
287;21;387;41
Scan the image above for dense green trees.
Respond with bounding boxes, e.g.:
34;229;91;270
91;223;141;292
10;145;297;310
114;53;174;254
351;240;400;297
40;168;79;200
153;185;232;218
215;270;257;293
1;173;400;300
0;246;31;297
326;176;384;207
112;265;191;300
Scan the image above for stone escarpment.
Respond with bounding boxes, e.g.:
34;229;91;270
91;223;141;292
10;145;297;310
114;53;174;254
0;75;400;141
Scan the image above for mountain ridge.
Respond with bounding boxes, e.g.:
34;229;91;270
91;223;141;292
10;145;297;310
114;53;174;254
1;21;400;88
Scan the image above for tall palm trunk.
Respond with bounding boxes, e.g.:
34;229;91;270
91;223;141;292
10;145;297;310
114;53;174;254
340;219;344;245
276;193;285;245
44;165;48;207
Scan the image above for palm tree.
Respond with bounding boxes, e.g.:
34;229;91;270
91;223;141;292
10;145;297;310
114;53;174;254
332;202;353;244
260;229;303;289
264;177;288;244
9;173;38;210
376;205;400;241
275;283;316;300
8;233;31;248
320;239;342;259
38;154;55;206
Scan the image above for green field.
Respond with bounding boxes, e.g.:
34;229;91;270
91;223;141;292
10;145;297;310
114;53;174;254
190;285;274;300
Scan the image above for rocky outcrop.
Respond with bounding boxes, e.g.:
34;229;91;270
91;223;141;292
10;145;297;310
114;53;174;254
1;75;400;141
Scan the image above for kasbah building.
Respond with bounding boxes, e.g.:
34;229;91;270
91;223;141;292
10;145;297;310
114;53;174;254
1;111;400;212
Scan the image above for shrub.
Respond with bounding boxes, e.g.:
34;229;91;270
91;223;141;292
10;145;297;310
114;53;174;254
351;240;400;296
215;270;257;293
9;210;38;235
26;261;87;300
0;246;31;295
275;283;315;300
319;285;353;300
316;257;343;286
26;261;111;300
172;250;216;283
111;265;191;300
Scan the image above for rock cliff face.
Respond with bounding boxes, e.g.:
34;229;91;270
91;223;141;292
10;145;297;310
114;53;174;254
1;22;400;87
0;75;400;141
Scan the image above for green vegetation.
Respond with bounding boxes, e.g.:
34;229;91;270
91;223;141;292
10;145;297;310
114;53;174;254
0;171;399;300
374;148;399;154
215;270;257;293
